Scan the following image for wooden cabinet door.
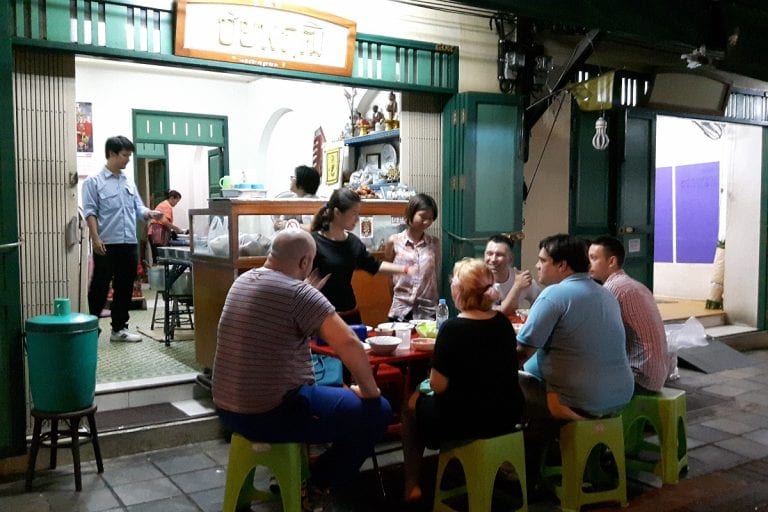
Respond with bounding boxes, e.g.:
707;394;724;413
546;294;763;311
617;113;656;286
441;92;525;298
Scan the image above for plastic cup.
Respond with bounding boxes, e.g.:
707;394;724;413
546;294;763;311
396;328;411;351
350;324;368;343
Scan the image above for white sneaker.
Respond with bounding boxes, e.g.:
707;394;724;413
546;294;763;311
110;329;142;342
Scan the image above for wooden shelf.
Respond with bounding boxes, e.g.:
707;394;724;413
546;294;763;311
203;198;407;216
343;129;399;146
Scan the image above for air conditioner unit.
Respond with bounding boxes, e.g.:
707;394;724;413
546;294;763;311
646;72;731;116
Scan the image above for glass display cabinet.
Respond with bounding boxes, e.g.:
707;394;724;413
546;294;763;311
188;197;408;368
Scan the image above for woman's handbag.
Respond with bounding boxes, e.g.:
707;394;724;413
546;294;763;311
149;223;170;246
311;354;344;387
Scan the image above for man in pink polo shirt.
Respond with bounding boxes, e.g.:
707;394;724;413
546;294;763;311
589;236;669;393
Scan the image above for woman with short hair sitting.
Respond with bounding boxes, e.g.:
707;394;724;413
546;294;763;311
401;257;525;503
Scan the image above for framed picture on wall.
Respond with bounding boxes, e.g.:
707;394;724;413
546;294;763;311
366;153;381;168
325;147;340;185
76;102;93;154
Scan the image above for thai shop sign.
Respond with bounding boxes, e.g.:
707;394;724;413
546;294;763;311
175;0;357;76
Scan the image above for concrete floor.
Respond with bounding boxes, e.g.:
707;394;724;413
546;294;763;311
5;346;768;511
6;296;766;511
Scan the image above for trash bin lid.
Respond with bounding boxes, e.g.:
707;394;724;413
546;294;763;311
26;312;98;333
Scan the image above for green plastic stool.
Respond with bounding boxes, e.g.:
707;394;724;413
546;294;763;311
222;433;308;512
433;430;528;512
541;416;628;512
622;387;688;484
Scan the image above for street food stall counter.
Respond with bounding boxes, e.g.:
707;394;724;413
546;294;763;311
188;197;408;368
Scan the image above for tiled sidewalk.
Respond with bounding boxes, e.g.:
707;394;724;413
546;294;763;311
5;349;768;511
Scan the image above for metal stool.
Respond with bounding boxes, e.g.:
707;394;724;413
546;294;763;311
26;405;103;491
150;290;194;330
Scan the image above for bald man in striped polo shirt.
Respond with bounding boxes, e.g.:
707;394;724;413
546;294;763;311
212;228;392;494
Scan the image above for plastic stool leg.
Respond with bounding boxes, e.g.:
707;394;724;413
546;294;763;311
660;404;687;484
222;435;305;512
269;444;305;512
465;470;492;512
433;453;467;511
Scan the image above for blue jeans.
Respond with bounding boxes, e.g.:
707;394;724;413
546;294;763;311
217;384;393;488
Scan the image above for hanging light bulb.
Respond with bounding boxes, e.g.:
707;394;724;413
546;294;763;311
592;114;609;150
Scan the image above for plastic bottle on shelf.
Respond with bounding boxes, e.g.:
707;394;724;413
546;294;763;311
436;298;449;330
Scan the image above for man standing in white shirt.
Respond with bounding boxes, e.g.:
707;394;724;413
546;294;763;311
484;234;543;315
82;136;163;342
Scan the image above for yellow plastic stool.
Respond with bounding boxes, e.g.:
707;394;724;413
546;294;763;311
433;430;528;512
222;433;308;512
622;387;688;484
541;416;628;512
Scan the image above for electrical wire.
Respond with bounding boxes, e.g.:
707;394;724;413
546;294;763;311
525;90;566;201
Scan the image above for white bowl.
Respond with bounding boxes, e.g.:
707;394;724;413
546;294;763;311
367;335;401;355
411;338;436;352
377;322;412;332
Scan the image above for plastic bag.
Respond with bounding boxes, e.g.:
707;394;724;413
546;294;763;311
666;316;709;381
312;354;343;387
207;216;229;256
666;316;709;351
239;233;271;256
208;215;227;237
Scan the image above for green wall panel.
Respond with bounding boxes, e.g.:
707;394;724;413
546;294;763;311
133;111;227;146
135;142;167;158
45;0;71;42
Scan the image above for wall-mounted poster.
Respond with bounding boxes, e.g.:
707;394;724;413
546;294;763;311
325;147;340;185
76;102;93;154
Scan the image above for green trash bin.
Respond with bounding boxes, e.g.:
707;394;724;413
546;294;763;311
25;298;99;412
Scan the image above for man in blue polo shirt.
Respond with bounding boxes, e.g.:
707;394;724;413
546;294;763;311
516;233;633;420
